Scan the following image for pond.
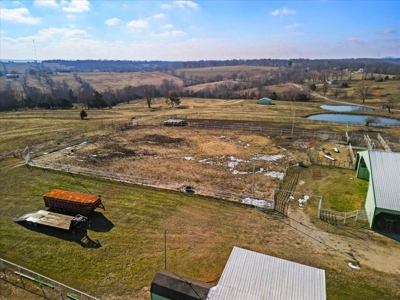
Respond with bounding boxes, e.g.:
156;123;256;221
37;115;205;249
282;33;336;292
320;105;373;112
306;114;400;126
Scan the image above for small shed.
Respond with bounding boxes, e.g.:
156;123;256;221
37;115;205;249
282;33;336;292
355;150;400;231
257;97;272;105
150;270;212;300
207;247;326;300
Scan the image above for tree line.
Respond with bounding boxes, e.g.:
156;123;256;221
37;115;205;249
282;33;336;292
35;58;400;74
0;77;182;112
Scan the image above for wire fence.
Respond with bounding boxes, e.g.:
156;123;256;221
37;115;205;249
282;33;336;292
307;149;353;169
318;209;369;226
0;258;99;300
30;161;274;210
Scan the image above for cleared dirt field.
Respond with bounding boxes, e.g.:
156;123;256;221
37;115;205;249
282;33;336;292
34;125;310;198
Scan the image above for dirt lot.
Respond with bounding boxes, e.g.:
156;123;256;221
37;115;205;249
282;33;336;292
35;125;312;198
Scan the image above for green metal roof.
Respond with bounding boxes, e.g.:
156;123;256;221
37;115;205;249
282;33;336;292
258;98;272;104
359;150;400;211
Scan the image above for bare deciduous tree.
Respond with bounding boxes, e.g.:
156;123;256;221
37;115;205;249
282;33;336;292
355;82;377;103
364;116;380;126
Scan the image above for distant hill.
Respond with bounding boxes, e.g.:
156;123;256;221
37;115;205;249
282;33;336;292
0;58;398;75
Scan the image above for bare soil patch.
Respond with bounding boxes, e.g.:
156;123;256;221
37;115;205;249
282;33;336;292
35;125;310;198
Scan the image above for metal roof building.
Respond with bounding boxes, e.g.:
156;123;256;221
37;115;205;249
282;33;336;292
257;97;272;105
207;247;326;300
355;150;400;230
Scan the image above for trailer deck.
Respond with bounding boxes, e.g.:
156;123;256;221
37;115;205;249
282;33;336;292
15;210;89;231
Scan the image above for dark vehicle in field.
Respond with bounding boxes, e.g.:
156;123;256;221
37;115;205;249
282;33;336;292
43;189;105;215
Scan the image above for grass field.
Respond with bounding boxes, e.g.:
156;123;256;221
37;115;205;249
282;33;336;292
1;164;400;300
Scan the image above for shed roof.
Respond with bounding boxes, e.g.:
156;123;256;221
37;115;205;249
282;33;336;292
207;247;326;300
151;270;212;300
43;189;100;204
361;150;400;211
258;97;272;103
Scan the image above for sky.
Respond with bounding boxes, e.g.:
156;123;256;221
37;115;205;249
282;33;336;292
0;0;399;61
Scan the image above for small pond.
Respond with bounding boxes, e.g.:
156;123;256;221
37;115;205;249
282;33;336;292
306;114;400;126
320;105;373;112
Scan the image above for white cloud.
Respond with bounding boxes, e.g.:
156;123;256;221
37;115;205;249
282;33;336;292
105;17;121;26
151;30;187;37
285;23;301;29
150;13;166;19
174;1;199;9
34;0;59;8
347;38;365;43
161;4;171;9
0;7;41;24
383;28;395;34
127;19;148;31
12;1;23;6
162;24;173;29
67;14;75;19
271;8;296;17
39;27;89;39
62;0;90;13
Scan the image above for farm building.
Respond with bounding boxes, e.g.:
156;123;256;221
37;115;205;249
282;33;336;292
257;97;272;105
150;270;212;300
355;150;400;232
207;247;326;300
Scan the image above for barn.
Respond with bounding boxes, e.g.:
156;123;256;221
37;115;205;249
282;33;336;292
355;150;400;232
207;247;326;300
150;270;212;300
257;97;272;105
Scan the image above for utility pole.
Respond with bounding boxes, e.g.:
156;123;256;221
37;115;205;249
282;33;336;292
251;153;259;197
164;228;168;270
291;107;297;135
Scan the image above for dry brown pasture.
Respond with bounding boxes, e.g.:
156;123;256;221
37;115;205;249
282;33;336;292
35;125;310;198
176;65;278;78
79;71;182;92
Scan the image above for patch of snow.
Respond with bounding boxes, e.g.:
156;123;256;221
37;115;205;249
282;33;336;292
182;156;195;160
232;170;248;175
227;156;247;170
242;197;272;208
262;171;285;180
258;154;286;161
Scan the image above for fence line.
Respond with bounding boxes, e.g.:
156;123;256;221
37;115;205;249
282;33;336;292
364;133;373;150
0;258;99;300
31;161;274;209
348;143;356;165
307;150;353;169
319;208;368;225
188;122;350;140
377;133;392;152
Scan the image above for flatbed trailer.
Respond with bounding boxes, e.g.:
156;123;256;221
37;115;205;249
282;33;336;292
43;189;105;215
15;210;89;231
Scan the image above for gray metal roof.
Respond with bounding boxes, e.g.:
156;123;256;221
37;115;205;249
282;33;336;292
207;247;326;300
367;151;400;211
